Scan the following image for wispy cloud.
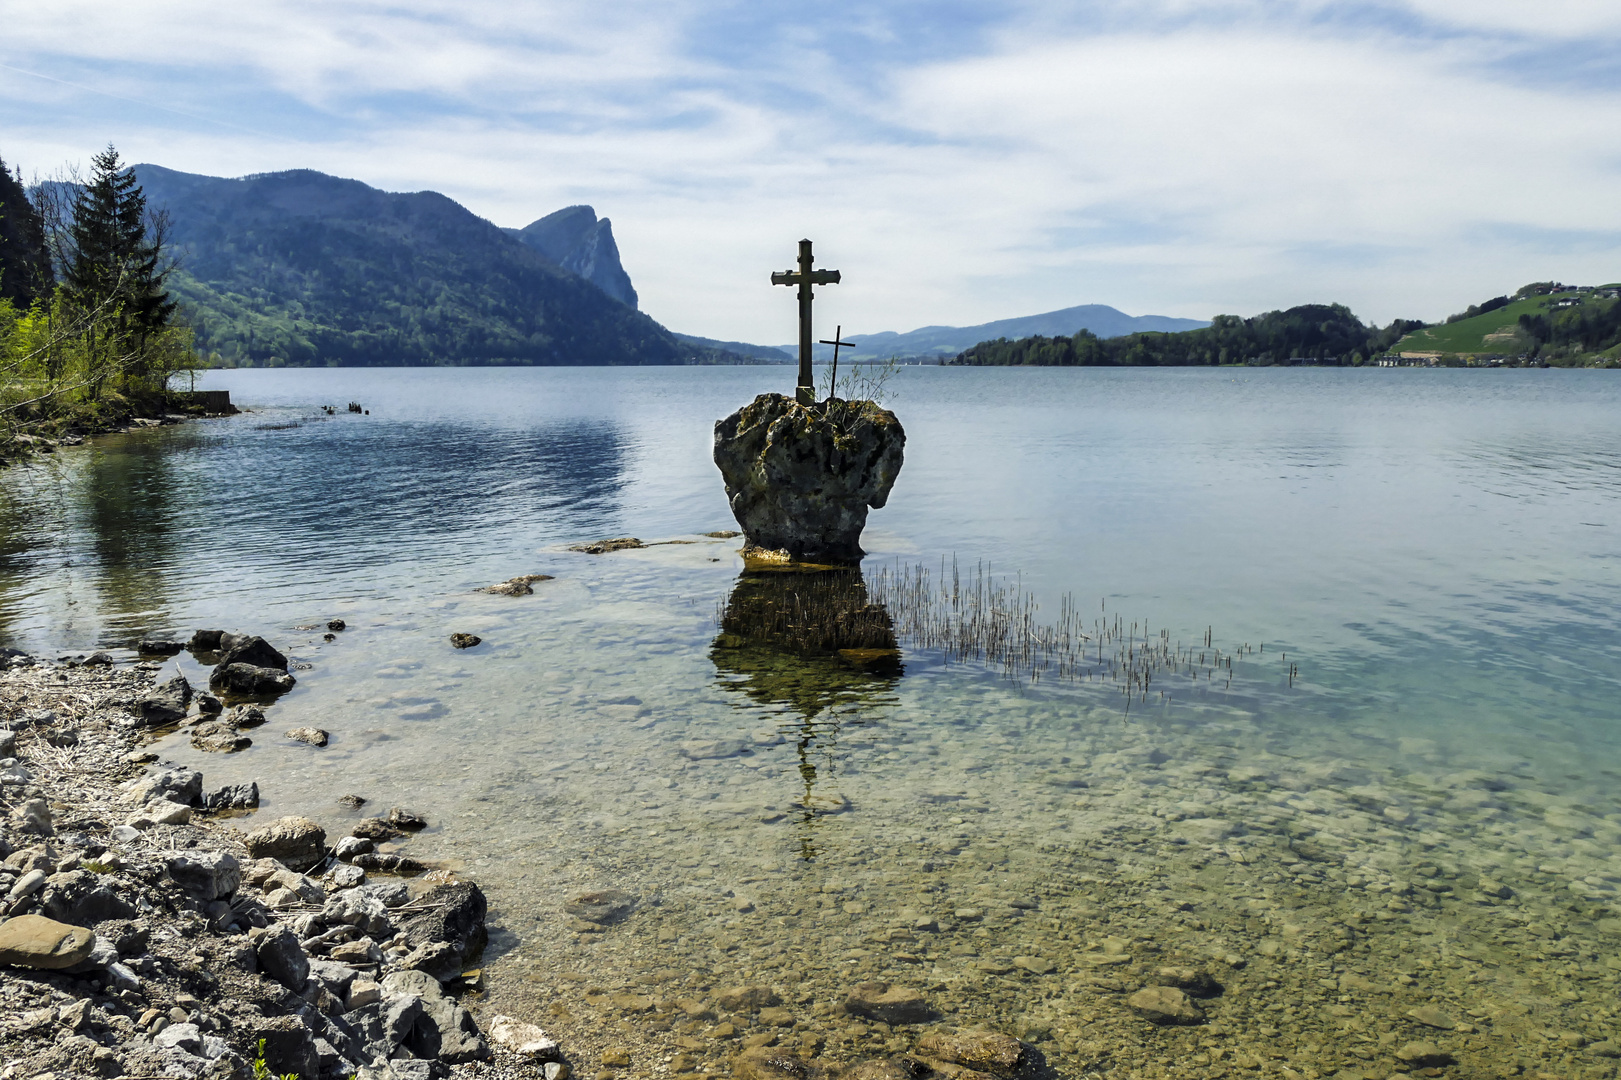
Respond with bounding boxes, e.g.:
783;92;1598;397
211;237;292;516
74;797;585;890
2;1;1617;340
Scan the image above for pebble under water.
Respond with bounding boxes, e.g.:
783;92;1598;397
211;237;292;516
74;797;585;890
2;366;1619;1079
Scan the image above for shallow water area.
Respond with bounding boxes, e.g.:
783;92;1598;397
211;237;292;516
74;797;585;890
3;366;1621;1078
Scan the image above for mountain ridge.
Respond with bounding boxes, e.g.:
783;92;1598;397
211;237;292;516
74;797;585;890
784;303;1209;360
130;164;733;366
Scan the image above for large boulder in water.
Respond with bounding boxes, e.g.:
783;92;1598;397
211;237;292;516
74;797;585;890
713;393;904;565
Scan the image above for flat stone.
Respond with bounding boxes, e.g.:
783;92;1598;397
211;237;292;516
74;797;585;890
190;722;251;753
1406;1006;1456;1030
1013;956;1056;975
1395;1041;1454;1067
286;727;329;747
244;815;326;873
915;1030;1025;1076
1127;985;1204;1025
487;1015;560;1058
449;633;481;649
843;981;933;1024
0;914;96;969
563;888;635;925
717;985;782;1011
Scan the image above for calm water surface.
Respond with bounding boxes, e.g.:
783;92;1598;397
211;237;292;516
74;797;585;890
3;366;1620;1078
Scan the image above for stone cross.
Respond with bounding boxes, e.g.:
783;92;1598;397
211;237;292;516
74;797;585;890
771;239;840;405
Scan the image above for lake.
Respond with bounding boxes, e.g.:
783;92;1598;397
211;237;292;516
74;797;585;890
3;365;1619;1077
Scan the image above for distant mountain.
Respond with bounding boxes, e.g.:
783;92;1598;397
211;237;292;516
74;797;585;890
132;165;734;367
790;304;1210;361
505;206;637;309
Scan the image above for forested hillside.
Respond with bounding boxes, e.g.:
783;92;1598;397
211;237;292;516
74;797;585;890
954;304;1422;367
135;166;727;367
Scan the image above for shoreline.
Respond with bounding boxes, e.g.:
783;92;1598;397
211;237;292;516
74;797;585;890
2;388;237;470
0;644;564;1080
0;641;1045;1080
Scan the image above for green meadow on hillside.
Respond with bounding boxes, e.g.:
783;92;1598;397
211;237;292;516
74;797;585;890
1394;287;1621;360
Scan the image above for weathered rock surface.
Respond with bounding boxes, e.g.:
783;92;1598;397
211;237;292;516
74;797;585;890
914;1031;1025;1075
286;726;329;747
190;720;251;753
714;393;905;565
0;914;96;969
211;662;296;696
216;634;288;671
137;672;192;725
124;766;203;806
717;984;782;1012
401;881;487;970
203;781;260;810
167;851;242;900
380;968;490;1063
487;1015;560;1058
39;871;137;924
244;815;327;872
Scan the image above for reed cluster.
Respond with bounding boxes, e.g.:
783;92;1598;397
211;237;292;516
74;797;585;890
866;558;1292;705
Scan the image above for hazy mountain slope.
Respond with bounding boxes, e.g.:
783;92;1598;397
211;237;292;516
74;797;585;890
135;165;692;366
672;333;792;362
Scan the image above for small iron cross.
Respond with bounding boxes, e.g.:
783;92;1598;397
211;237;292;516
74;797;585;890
819;325;853;401
771;239;840;405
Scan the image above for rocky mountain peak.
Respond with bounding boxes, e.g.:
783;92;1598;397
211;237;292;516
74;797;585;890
510;205;638;309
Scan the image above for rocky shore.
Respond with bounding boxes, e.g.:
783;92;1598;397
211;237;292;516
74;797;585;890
0;646;563;1080
2;389;238;470
0;644;1053;1080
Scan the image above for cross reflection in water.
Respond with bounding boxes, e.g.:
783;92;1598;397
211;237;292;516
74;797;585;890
709;568;903;860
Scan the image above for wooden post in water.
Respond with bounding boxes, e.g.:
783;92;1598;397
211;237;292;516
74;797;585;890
771;239;840;405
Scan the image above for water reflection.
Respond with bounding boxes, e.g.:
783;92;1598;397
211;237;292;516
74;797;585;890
710;568;903;858
77;438;183;640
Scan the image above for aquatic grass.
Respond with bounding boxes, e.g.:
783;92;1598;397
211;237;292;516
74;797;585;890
865;557;1292;707
712;558;1296;710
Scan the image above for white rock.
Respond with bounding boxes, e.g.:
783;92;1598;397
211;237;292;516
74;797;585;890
488;1015;559;1057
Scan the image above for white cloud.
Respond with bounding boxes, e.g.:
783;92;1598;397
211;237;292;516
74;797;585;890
2;1;1618;341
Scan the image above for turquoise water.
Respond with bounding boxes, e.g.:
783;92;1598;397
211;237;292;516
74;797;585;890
3;366;1620;1077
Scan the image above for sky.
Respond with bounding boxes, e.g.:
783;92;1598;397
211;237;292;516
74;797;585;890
2;0;1619;344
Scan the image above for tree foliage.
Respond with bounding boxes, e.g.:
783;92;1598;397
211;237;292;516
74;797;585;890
1517;296;1621;362
953;304;1424;367
0;154;53;308
2;145;193;429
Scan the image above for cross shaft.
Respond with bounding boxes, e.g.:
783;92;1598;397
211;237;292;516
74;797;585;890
771;239;840;404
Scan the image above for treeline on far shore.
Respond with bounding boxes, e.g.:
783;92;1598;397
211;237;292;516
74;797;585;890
952;293;1621;368
953;304;1421;367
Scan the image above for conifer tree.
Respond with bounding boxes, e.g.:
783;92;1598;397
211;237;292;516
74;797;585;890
0;153;53;308
63;145;176;393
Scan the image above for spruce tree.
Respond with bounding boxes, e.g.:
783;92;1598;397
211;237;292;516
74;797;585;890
0;153;53;308
63;145;176;391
